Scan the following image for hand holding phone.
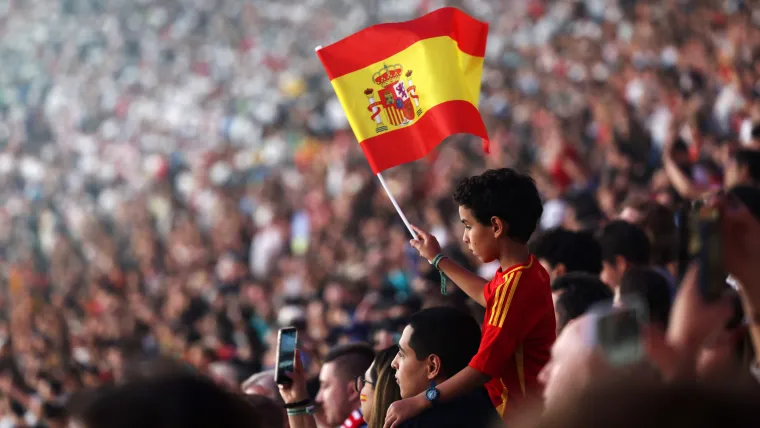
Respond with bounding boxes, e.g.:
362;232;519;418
275;327;298;386
678;201;726;302
274;328;310;406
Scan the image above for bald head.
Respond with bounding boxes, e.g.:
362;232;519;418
241;370;283;405
539;315;607;410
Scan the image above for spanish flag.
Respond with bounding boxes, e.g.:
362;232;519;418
317;8;489;173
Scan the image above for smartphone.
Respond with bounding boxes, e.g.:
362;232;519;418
587;299;647;367
678;201;726;301
274;327;298;385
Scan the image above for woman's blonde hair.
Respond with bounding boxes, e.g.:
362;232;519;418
367;345;402;428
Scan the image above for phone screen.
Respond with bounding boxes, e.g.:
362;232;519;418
685;203;726;301
275;327;297;385
596;307;643;367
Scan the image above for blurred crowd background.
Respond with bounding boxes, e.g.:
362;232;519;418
1;0;760;426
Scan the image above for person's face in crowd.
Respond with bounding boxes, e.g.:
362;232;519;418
539;259;565;283
359;363;375;422
538;316;606;410
600;258;627;289
315;361;357;426
391;325;437;399
372;330;395;352
458;206;500;263
561;207;583;232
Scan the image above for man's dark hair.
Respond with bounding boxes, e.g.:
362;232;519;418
734;148;760;183
597;220;651;265
407;307;481;378
530;228;603;275
552;273;613;332
324;343;375;381
619;267;673;328
453;168;543;243
68;371;259;428
566;190;605;231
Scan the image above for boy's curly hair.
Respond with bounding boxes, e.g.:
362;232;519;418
453;168;543;244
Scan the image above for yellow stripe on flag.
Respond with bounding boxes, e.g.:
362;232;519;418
329;36;484;144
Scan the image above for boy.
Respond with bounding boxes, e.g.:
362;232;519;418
385;169;555;427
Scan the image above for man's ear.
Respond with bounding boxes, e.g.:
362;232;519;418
346;378;360;403
425;354;442;380
615;255;629;274
491;216;506;239
554;263;567;278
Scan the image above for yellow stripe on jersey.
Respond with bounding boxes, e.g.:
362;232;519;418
495;378;509;417
516;343;526;396
496;271;522;328
488;272;513;326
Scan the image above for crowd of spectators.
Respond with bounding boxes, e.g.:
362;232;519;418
1;0;760;426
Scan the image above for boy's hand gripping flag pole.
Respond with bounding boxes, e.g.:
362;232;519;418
315;8;490;239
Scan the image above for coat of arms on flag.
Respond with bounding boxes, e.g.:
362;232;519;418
365;65;423;133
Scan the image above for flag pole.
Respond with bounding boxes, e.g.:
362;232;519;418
315;44;417;240
375;172;418;239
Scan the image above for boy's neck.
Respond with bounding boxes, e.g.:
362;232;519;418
498;241;531;271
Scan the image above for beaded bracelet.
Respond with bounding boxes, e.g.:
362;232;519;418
430;253;449;295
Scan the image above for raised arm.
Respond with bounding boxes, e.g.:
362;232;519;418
409;225;488;307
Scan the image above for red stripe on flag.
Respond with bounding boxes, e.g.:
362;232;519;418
317;8;488;80
360;100;488;173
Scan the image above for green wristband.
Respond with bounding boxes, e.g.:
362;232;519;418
430;253;449;295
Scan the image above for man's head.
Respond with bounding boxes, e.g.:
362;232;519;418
69;371;260;428
551;273;613;334
619;200;677;267
241;370;283;405
725;148;760;187
531;228;603;282
616;267;673;329
391;307;481;398
453;169;543;263
538;315;607;410
597;221;651;288
315;343;375;426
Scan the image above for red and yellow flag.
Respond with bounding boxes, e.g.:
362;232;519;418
317;8;490;173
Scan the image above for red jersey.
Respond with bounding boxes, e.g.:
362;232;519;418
468;255;555;418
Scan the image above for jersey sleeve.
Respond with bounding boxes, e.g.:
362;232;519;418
469;270;546;377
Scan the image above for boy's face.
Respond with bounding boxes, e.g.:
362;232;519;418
459;206;500;263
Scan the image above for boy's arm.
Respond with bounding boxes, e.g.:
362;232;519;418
434;257;487;307
384;367;489;428
409;225;487;307
421;366;489;405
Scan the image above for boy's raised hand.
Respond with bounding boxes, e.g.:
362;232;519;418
409;225;443;262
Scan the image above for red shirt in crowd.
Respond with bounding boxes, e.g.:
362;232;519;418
468;254;556;418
